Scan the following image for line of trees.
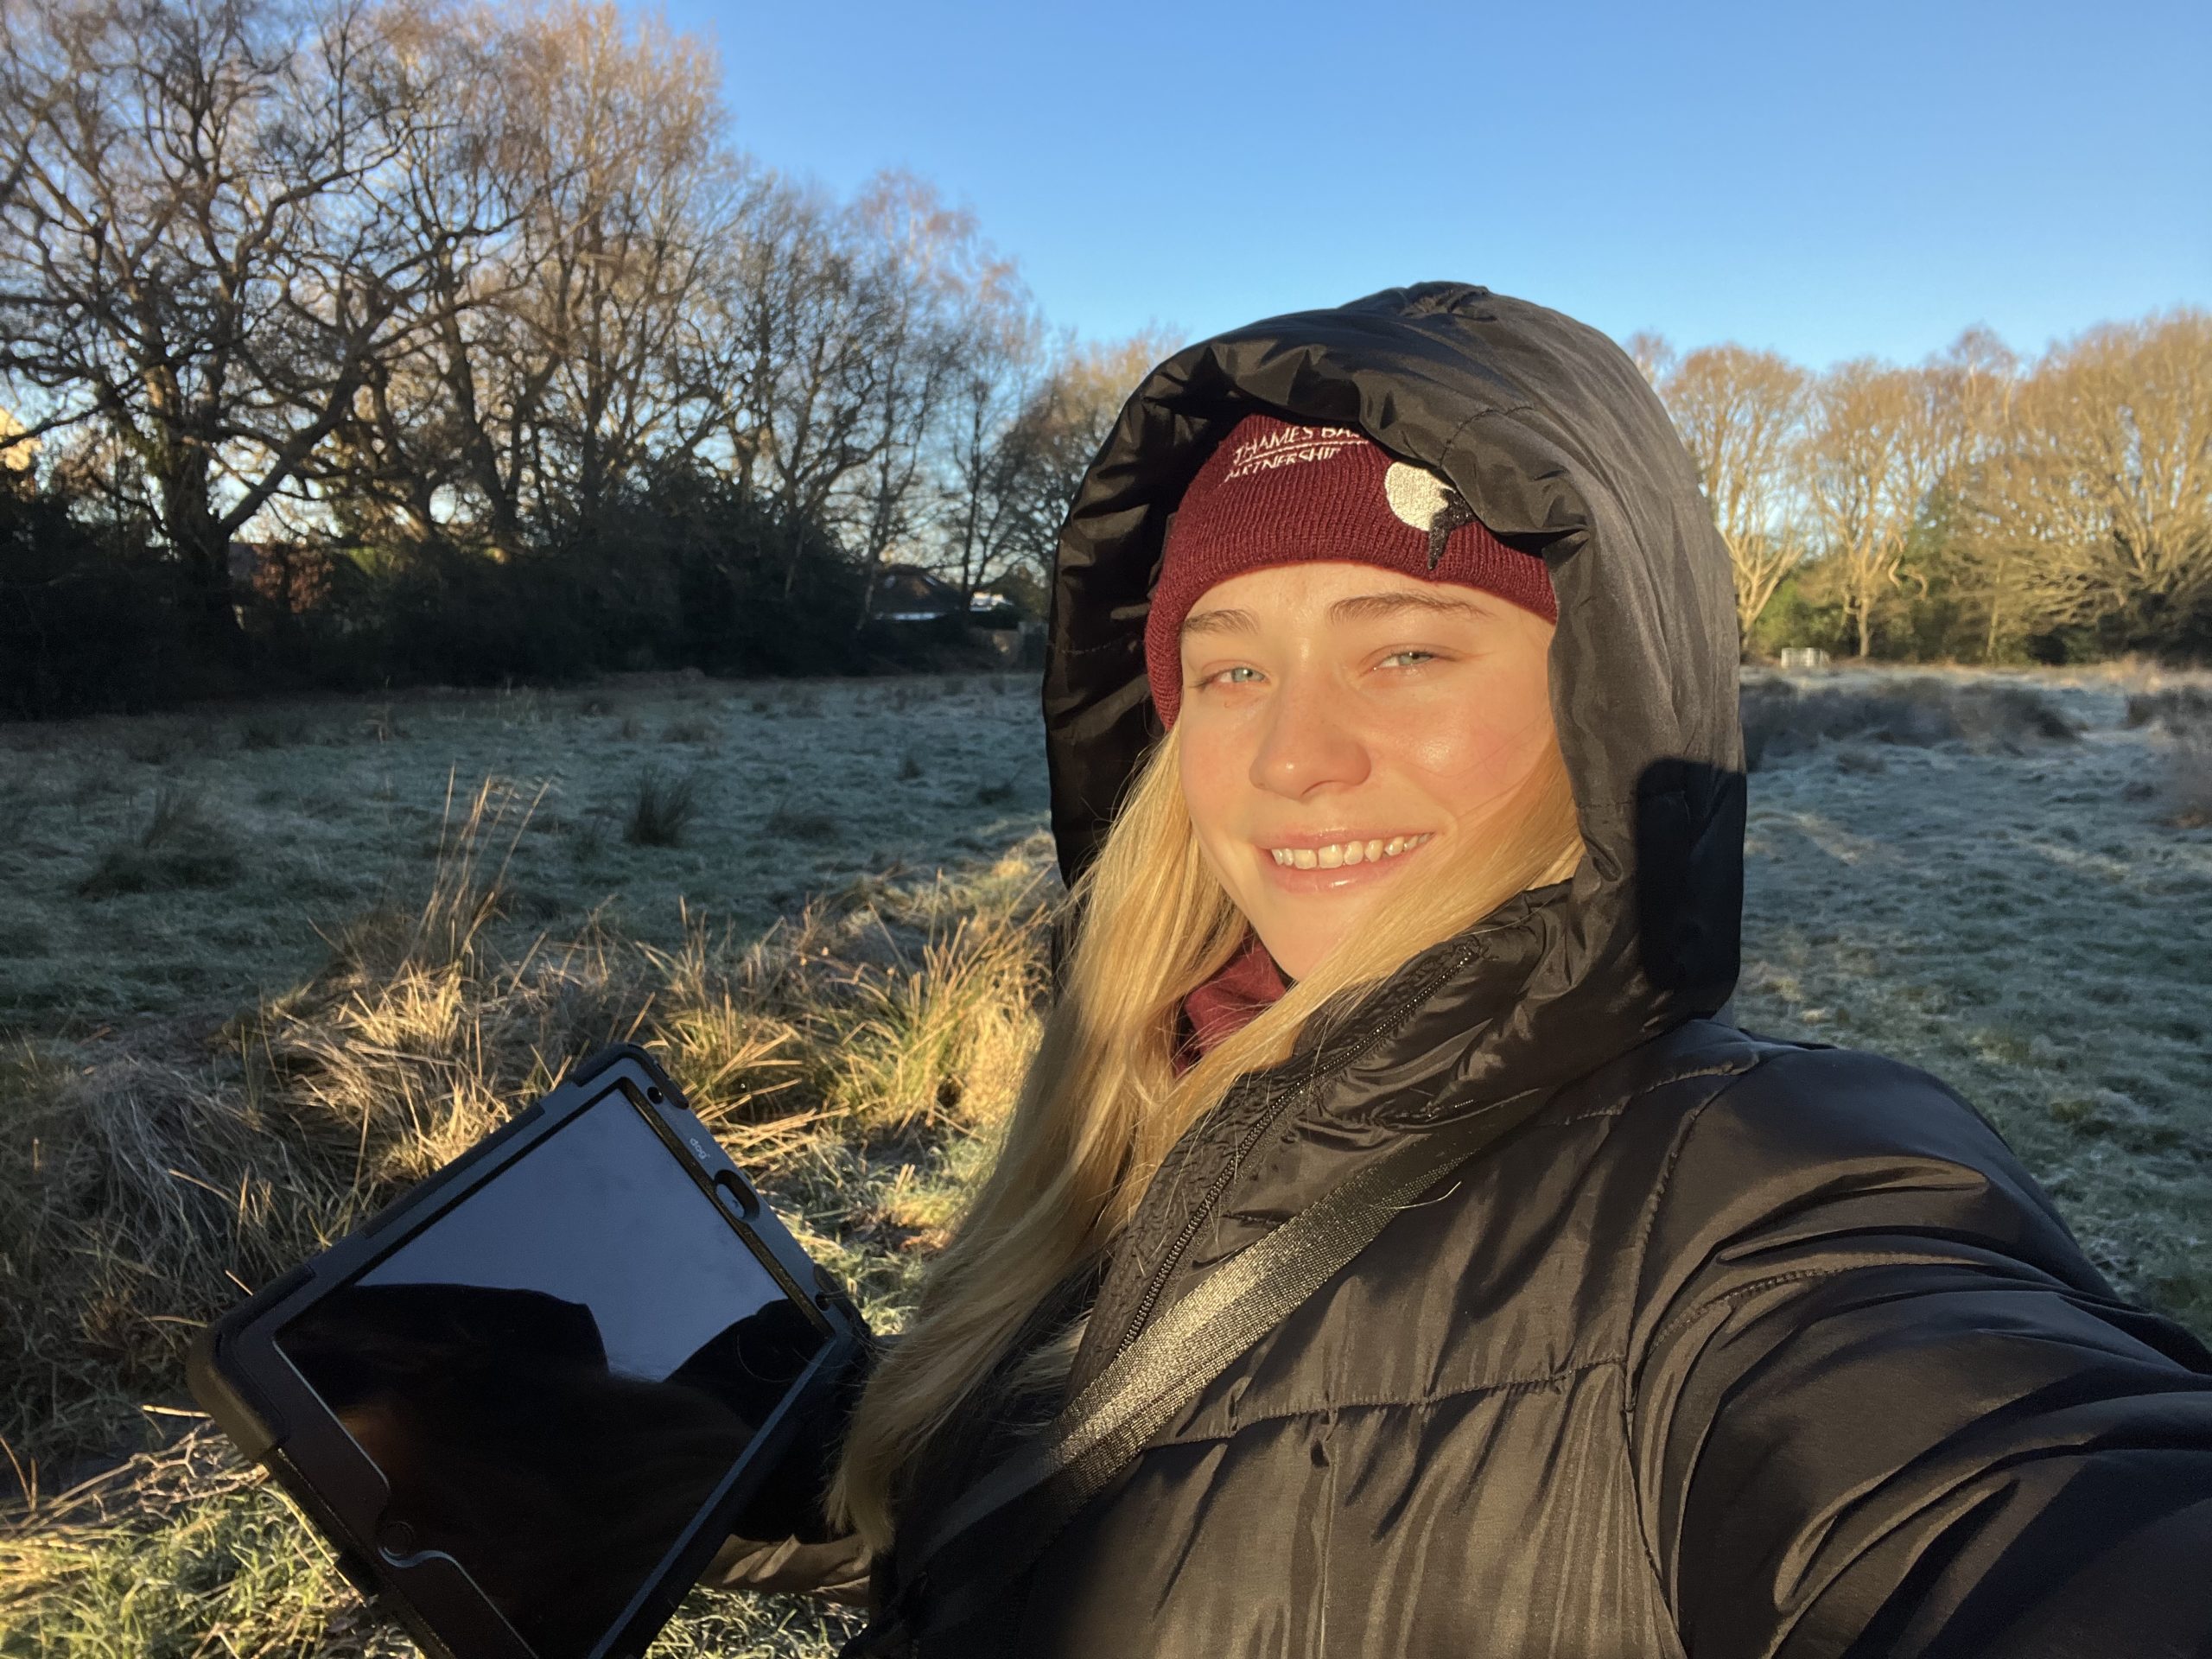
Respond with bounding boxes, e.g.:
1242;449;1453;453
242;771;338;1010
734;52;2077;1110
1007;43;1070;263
3;0;2204;719
1634;313;2212;664
0;0;1163;715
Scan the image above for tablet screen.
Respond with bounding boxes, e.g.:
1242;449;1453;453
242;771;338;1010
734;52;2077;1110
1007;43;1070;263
275;1090;827;1657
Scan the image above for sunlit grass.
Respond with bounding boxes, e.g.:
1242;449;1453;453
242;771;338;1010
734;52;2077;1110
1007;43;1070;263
0;762;1057;1657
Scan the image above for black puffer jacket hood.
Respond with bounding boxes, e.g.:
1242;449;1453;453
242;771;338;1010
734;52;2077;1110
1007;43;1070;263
829;284;2212;1659
1044;281;1744;1118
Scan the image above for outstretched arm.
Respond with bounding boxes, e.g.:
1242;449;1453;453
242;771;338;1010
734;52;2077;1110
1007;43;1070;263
1628;1045;2212;1659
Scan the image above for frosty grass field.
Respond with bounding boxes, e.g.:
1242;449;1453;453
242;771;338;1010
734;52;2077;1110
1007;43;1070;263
0;663;2207;1656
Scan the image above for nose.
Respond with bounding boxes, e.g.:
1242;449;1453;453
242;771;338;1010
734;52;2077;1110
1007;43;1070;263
1249;671;1370;800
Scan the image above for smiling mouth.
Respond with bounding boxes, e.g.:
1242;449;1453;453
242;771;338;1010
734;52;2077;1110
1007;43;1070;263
1264;833;1433;870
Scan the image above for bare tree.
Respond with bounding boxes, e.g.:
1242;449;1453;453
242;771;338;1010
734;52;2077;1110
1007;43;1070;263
713;180;891;594
960;328;1172;597
1917;327;2018;482
1802;360;1934;658
1891;328;2018;658
516;3;737;529
1661;345;1808;650
704;168;1001;601
932;291;1049;603
1623;330;1675;389
0;0;452;644
842;171;1004;605
1967;311;2212;647
313;0;742;555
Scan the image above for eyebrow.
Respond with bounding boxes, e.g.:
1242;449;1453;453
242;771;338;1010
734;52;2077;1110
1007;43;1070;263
1179;590;1488;639
1326;591;1488;624
1179;606;1257;638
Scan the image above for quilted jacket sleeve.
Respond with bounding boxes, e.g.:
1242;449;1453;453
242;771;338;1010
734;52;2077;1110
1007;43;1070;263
1626;1044;2212;1659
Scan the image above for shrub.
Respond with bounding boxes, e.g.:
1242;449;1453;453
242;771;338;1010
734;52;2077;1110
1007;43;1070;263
0;487;240;721
1740;677;2079;772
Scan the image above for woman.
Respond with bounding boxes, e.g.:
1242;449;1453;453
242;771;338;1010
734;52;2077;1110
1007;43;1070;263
713;283;2212;1656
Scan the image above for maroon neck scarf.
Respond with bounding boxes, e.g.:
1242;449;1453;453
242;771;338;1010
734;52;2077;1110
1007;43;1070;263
1173;933;1289;1075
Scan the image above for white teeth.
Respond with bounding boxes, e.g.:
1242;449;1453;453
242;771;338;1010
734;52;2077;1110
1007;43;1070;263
1267;834;1433;868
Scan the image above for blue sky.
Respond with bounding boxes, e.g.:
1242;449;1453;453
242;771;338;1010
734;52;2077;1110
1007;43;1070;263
652;0;2209;371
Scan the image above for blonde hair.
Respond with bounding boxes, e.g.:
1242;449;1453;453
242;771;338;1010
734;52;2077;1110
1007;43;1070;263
825;716;1585;1549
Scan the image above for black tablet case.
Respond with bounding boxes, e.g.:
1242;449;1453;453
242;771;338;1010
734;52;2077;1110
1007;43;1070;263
188;1042;868;1659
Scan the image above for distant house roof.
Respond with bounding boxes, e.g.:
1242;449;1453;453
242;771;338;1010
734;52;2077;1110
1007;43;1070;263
873;563;964;622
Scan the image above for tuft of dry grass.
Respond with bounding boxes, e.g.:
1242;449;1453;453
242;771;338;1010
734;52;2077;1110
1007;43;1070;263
316;774;540;983
76;784;244;899
2156;728;2212;829
642;863;1049;1143
765;801;839;840
2126;686;2212;735
627;768;702;848
662;715;721;747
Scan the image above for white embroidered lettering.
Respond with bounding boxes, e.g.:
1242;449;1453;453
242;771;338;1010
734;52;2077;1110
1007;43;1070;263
1223;426;1363;481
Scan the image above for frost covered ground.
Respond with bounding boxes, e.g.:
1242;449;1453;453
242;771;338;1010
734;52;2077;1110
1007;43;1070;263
1733;666;2212;1328
2;663;2207;1656
0;672;1053;1032
2;664;2208;1332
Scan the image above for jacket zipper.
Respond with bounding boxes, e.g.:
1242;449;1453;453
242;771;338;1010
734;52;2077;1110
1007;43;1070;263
1110;1076;1306;1363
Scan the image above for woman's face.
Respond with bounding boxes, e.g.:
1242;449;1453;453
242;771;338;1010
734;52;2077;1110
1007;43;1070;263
1174;561;1558;980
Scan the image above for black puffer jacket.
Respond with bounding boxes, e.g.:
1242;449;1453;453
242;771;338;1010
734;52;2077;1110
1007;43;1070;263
797;283;2212;1657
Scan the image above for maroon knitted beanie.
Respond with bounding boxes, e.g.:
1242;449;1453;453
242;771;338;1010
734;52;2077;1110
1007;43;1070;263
1145;413;1558;725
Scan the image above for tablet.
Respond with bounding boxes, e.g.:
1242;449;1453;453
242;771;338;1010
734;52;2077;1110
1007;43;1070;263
188;1044;869;1659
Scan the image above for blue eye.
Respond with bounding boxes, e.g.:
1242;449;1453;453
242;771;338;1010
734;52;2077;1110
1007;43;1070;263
1206;665;1263;686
